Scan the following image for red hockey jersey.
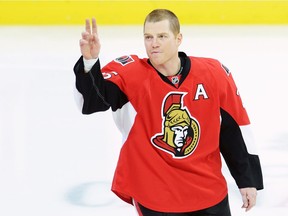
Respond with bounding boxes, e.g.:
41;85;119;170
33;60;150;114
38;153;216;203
74;52;263;212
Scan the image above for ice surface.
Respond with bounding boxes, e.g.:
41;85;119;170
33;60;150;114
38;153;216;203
0;25;287;215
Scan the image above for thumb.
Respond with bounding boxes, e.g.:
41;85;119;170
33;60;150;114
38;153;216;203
241;193;249;209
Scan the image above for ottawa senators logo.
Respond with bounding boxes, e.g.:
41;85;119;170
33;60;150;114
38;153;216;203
151;92;200;159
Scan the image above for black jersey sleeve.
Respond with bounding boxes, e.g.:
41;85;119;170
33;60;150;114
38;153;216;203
73;56;128;114
220;108;264;190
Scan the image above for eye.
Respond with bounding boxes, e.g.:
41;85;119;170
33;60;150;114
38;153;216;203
144;35;152;40
158;34;167;39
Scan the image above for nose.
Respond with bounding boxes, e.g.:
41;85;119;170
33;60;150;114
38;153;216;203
179;131;185;138
152;38;159;48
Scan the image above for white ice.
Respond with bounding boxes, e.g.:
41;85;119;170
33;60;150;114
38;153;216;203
0;25;287;216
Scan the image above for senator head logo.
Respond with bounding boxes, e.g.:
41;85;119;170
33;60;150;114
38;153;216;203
151;92;200;159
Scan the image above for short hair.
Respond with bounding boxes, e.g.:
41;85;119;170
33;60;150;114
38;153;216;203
144;9;180;36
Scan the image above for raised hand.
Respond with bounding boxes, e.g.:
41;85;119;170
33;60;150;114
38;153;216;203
79;18;101;60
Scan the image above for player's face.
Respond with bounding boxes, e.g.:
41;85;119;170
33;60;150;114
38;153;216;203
171;125;188;148
144;20;182;67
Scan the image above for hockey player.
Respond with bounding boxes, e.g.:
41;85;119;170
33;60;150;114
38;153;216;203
73;9;263;216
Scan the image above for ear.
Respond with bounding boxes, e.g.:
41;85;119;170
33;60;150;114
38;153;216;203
176;33;183;45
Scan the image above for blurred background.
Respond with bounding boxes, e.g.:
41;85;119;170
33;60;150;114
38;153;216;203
0;1;288;215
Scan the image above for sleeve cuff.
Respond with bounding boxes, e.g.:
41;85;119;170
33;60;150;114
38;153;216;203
83;58;98;73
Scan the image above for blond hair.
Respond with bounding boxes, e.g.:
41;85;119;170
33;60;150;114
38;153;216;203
144;9;180;36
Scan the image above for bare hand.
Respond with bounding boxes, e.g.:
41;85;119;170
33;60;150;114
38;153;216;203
239;187;257;212
79;18;100;60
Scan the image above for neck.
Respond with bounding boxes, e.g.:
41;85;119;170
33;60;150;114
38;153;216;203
153;57;181;77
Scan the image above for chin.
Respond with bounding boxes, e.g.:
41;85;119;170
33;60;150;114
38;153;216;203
149;57;163;66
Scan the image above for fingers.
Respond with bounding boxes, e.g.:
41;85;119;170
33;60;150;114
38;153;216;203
240;188;257;212
247;193;257;211
91;18;98;34
81;31;89;40
85;18;97;35
85;18;91;34
80;18;100;59
241;198;255;211
79;38;88;47
81;18;96;42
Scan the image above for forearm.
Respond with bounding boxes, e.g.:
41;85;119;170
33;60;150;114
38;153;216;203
73;56;128;114
219;108;264;190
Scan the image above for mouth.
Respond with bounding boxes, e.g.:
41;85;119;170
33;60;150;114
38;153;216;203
151;51;161;55
175;140;184;146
